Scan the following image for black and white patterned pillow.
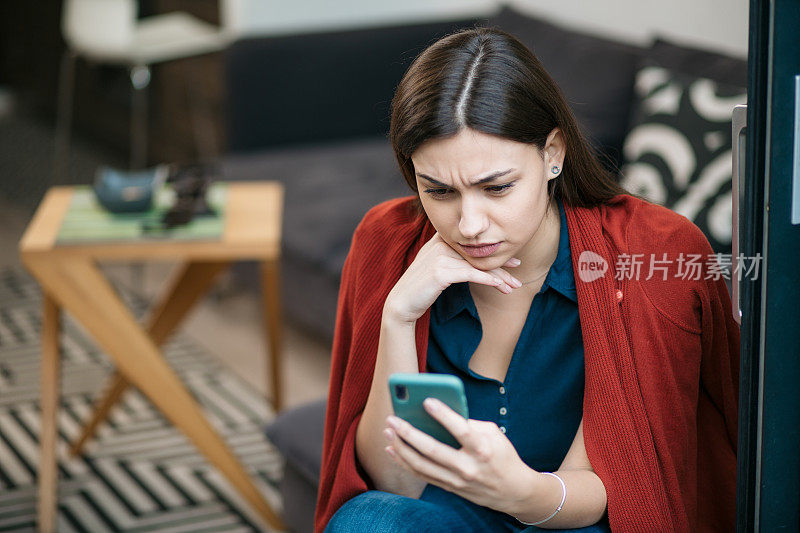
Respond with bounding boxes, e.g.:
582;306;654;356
620;65;746;253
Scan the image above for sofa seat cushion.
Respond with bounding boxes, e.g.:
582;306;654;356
221;137;412;339
266;399;328;533
265;398;328;485
222;137;411;279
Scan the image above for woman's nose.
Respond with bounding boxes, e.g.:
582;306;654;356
458;198;489;239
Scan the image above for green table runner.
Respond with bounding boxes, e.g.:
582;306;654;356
56;183;227;244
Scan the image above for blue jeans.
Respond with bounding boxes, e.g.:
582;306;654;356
325;485;612;533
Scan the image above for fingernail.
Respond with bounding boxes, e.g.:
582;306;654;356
386;416;399;429
383;428;395;441
424;398;438;411
511;277;522;288
385;446;396;457
510;258;521;266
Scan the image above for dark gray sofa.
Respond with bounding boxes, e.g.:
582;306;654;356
220;7;646;341
219;7;745;532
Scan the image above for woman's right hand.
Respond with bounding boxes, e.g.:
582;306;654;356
383;233;522;324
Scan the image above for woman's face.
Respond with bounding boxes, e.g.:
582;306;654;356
411;127;565;273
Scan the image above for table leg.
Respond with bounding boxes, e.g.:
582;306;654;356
27;258;284;530
70;261;230;456
260;260;284;412
38;293;60;533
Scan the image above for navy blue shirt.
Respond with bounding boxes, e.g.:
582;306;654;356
426;198;585;472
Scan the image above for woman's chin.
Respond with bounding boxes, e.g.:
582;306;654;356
462;254;509;272
445;239;514;271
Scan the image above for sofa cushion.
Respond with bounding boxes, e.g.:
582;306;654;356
225;18;481;152
223;137;409;278
620;64;746;253
265;398;328;485
487;7;644;172
222;137;411;339
646;38;747;88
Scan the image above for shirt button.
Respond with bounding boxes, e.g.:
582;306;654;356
499;407;507;416
500;426;507;434
499;386;506;395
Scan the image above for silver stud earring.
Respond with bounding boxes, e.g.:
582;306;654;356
551;166;560;175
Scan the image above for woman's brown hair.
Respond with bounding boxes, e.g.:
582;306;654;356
390;27;627;208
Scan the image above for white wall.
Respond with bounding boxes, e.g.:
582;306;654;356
222;0;748;59
508;0;748;57
221;0;496;37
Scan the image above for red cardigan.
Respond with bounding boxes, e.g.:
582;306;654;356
315;194;740;532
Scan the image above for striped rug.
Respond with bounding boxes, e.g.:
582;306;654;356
0;267;283;532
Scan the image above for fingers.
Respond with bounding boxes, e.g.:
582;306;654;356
425;232;445;247
386;415;462;467
437;257;519;293
441;254;523;294
428;236;524;294
444;265;519;294
421;399;482;451
459;269;506;288
383;425;466;491
490;266;522;291
436;257;505;289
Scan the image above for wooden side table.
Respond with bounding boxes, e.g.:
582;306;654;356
19;182;286;532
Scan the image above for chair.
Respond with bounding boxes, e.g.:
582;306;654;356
55;0;230;180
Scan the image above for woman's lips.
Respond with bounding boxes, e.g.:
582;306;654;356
460;242;500;258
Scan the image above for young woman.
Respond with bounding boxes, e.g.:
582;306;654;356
315;28;739;532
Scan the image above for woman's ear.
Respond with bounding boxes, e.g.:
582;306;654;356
544;127;566;180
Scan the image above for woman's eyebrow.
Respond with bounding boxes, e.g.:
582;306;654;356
416;168;516;187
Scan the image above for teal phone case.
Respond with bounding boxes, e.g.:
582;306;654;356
388;373;468;448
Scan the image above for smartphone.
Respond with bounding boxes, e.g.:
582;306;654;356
388;373;468;448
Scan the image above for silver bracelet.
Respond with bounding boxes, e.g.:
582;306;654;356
517;472;567;526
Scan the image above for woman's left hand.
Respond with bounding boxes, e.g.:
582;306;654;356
383;398;537;514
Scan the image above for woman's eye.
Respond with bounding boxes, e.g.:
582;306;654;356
424;188;452;197
485;183;514;194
